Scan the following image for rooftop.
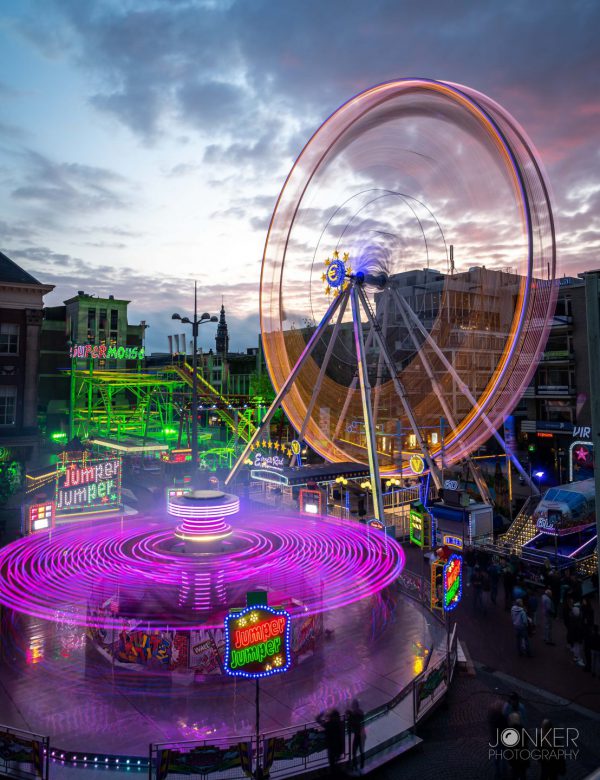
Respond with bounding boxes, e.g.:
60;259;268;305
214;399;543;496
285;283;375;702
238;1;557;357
0;250;43;286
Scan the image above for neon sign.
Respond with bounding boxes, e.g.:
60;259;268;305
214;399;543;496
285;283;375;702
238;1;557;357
55;456;122;514
299;488;321;515
443;554;462;611
28;501;55;534
409;506;424;546
409;454;425;474
442;534;463;550
68;343;145;360
253;452;285;470
224;605;291;679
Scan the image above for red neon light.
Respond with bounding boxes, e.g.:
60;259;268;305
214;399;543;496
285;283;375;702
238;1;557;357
233;617;286;649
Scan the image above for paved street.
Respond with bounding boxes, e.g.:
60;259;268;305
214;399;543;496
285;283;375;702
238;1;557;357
370;549;600;778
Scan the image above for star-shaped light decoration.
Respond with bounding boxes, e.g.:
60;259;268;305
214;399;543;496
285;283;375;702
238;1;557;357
575;446;589;462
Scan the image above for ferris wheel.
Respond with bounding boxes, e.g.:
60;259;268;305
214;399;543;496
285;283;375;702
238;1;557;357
227;79;556;520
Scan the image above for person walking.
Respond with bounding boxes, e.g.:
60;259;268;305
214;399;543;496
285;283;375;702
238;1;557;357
346;699;366;773
503;564;515;612
538;719;566;779
488;558;501;606
471;565;486;615
511;599;532;657
317;709;345;775
541;589;556;645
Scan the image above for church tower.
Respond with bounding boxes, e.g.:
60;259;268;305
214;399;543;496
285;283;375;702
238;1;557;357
215;303;229;357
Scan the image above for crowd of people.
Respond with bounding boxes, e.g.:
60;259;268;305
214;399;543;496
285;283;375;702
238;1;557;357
464;547;600;674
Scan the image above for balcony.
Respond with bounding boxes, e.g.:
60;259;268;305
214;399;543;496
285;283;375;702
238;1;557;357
551;314;573;327
541;349;573;361
536;385;575;396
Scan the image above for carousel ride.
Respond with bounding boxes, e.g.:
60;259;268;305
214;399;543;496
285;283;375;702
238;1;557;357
0;79;557;750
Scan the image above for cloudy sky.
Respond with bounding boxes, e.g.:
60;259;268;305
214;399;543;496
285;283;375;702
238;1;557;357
0;0;598;353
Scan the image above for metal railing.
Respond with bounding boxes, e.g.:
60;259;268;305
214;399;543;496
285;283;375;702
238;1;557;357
0;723;49;780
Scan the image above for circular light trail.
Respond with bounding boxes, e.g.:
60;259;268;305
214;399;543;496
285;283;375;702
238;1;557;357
0;513;404;631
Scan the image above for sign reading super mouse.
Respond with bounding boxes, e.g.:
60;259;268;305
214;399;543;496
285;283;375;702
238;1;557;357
224;605;291;678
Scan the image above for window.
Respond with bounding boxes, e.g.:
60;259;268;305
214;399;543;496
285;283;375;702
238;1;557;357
0;324;19;355
99;309;107;333
87;308;96;339
110;309;119;331
0;387;17;425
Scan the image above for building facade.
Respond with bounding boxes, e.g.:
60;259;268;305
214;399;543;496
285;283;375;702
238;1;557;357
0;251;54;465
518;275;593;483
39;291;146;435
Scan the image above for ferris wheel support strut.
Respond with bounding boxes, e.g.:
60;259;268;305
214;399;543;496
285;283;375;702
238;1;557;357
393;287;492;504
356;286;443;491
225;291;347;486
350;285;385;523
392;288;538;495
298;290;350;445
332;326;376;441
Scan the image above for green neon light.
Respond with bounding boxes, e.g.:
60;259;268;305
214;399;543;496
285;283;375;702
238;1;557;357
230;636;282;669
51;432;67;442
409;508;424;547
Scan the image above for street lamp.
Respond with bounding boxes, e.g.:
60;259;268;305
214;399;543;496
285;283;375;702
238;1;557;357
172;282;218;486
534;470;545;496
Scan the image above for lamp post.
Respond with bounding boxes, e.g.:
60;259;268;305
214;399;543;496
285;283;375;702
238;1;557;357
172;282;218;486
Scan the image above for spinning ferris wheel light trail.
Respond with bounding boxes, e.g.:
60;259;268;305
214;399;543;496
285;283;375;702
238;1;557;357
227;78;557;521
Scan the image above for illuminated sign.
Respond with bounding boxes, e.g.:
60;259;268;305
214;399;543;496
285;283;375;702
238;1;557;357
290;440;302;456
55;456;122;514
299;489;321;516
28;501;55;534
443;479;459;490
253;452;285;470
409;454;425;474
247;439;293;471
161;448;192;463
443;555;462;611
442;534;463;550
369;519;385;531
410;507;424;546
224;605;291;679
68;343;145;360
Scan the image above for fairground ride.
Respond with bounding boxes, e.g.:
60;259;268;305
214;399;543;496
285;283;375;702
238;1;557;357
227;79;557;522
68;362;258;465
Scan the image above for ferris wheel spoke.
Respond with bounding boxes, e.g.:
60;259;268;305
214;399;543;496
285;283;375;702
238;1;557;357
225;291;347;485
350;285;384;521
356;285;442;489
298;288;350;443
392;288;536;491
372;286;392;429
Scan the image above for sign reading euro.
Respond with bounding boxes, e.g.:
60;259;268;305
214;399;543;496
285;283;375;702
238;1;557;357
224;605;291;679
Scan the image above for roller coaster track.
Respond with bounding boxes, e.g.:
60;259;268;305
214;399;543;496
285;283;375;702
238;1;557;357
170;362;257;443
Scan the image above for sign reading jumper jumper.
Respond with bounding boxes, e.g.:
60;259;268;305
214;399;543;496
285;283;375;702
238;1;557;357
224;605;291;678
55;456;122;514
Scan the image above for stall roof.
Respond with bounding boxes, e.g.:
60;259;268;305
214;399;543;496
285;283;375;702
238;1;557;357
250;461;370;486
